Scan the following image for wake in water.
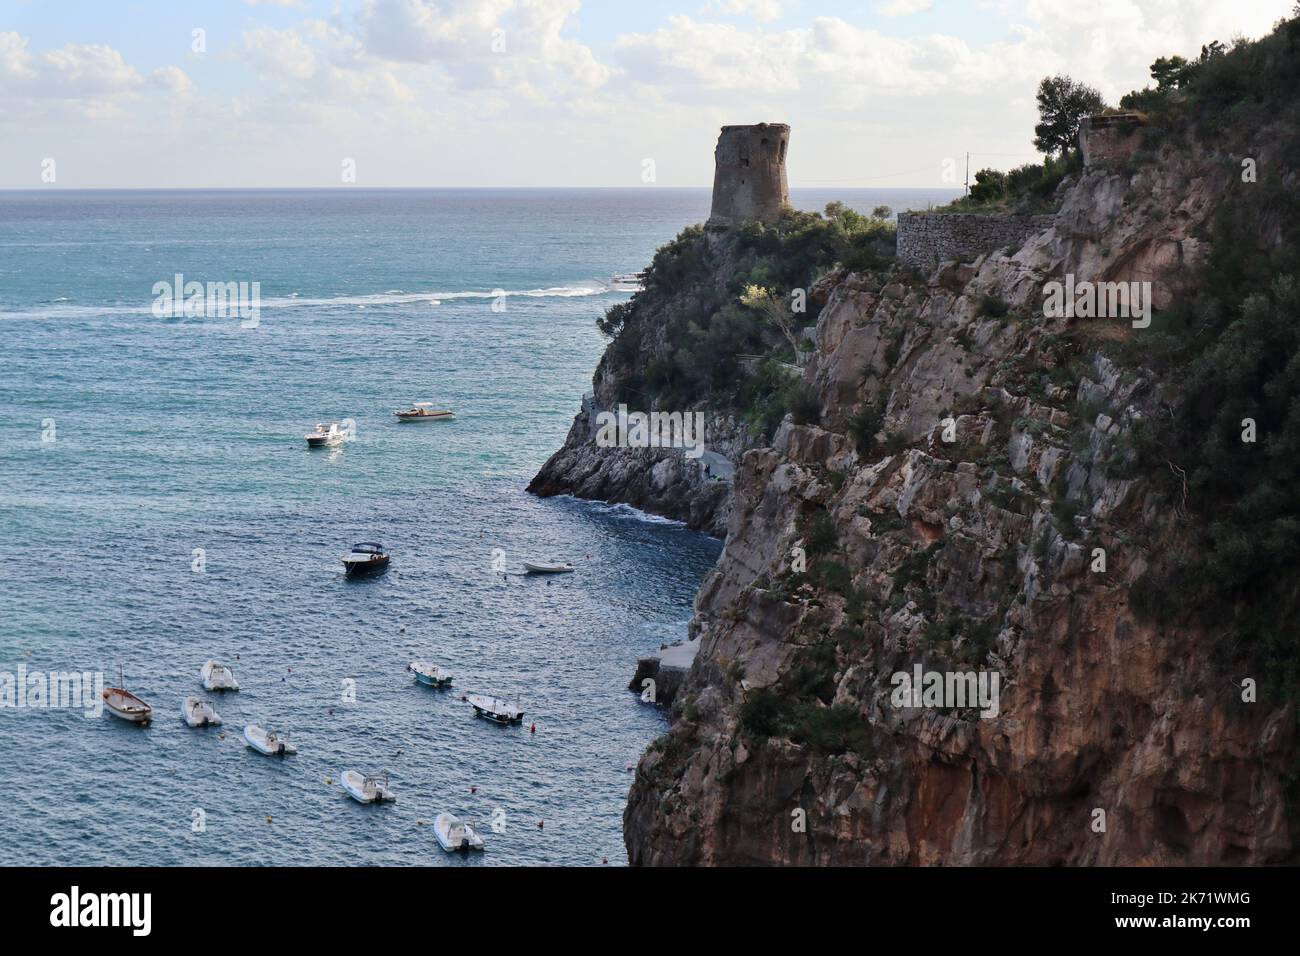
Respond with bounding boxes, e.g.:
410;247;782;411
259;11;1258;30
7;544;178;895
0;283;617;321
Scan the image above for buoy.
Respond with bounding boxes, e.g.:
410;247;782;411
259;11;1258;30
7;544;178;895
602;858;608;864
470;786;477;795
537;820;544;829
530;723;536;734
326;777;333;785
266;816;273;823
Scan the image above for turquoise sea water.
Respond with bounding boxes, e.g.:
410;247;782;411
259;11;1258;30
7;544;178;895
0;187;959;865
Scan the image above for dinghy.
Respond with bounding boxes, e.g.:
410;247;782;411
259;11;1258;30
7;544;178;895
182;696;222;728
243;724;297;756
103;686;153;724
523;561;575;575
433;812;485;852
342;542;390;577
200;659;240;691
395;402;454;422
409;661;453;688
341;770;396;804
466;693;524;725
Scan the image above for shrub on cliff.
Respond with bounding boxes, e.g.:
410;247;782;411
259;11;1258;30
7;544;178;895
1117;41;1300;696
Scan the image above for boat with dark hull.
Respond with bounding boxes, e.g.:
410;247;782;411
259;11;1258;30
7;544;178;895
466;693;524;725
342;542;390;578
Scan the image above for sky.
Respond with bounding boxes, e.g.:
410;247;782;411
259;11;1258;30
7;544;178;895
0;0;1294;188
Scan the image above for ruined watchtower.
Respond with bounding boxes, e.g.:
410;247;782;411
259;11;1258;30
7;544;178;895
706;123;791;228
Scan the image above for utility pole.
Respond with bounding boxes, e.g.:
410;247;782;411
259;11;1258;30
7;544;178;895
965;152;970;196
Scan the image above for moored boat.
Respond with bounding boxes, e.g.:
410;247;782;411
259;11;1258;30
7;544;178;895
523;561;575;575
341;770;396;804
103;685;153;725
609;272;646;292
466;693;523;725
342;542;390;577
200;659;239;691
433;811;485;852
182;696;222;728
243;724;297;756
395;402;454;422
409;661;453;688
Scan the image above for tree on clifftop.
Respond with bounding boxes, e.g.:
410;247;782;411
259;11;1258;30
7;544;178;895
1033;75;1106;156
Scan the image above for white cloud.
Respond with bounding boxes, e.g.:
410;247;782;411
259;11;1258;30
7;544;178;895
616;17;806;94
702;0;787;22
876;0;934;16
241;27;320;80
0;32;191;118
358;0;611;101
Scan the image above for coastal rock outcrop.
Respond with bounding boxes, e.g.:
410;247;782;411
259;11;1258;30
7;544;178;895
617;123;1300;863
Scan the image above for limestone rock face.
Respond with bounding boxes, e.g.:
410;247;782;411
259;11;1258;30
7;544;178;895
527;399;737;536
621;134;1299;866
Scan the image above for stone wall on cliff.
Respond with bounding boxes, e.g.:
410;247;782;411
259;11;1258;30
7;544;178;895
896;212;1056;271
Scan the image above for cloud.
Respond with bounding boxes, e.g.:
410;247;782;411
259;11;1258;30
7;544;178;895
876;0;934;15
616;16;806;94
0;32;191;118
358;0;611;101
241;27;320;80
702;0;786;22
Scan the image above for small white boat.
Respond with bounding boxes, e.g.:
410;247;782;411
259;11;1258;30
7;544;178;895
341;769;396;804
395;402;454;422
306;422;348;448
182;696;222;728
200;659;239;691
466;693;524;725
243;724;297;756
433;811;485;852
610;272;646;292
103;686;152;724
523;561;575;575
409;661;453;688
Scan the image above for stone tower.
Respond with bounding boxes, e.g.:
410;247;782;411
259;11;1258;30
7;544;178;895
706;123;790;228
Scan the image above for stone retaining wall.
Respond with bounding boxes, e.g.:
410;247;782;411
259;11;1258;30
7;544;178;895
897;211;1055;271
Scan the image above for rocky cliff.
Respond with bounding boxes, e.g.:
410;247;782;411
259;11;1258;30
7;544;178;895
537;21;1300;866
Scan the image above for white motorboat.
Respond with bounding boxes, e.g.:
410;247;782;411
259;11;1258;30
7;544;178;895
306;422;348;448
243;724;297;756
341;769;396;804
523;561;575;575
466;693;524;725
103;686;152;725
182;696;222;728
395;402;454;422
433;811;485;852
609;272;646;292
409;661;453;688
200;659;239;691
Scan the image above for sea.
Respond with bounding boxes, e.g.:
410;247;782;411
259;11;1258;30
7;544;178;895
0;186;960;866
